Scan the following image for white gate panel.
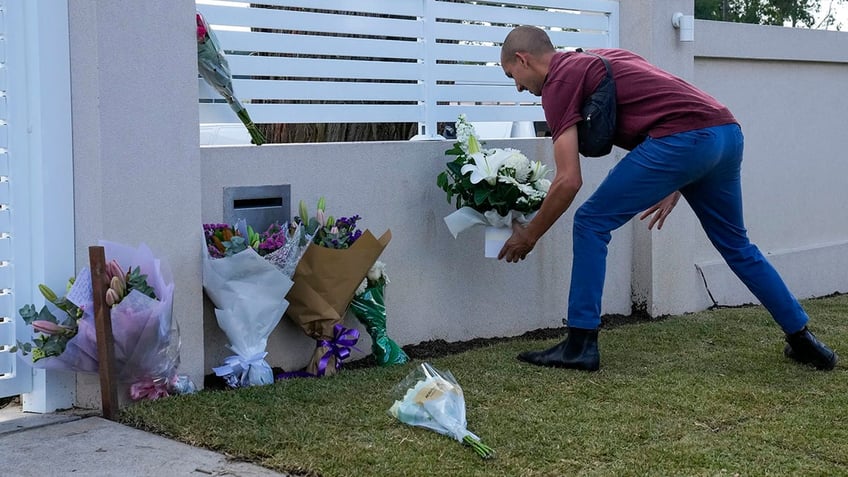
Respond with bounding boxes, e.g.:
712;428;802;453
0;0;75;409
0;0;31;398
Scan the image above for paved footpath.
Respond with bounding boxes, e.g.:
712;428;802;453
0;403;289;477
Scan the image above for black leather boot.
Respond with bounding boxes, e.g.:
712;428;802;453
517;327;600;371
784;327;838;370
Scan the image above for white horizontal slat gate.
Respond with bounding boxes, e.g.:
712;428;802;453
197;0;619;137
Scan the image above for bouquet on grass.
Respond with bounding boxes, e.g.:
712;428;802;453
15;241;195;401
436;114;551;257
196;11;265;145
389;362;494;459
202;219;310;388
350;261;408;366
282;198;391;378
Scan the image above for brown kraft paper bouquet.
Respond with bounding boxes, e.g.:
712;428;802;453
281;198;391;377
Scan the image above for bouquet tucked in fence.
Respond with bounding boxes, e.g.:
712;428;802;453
389;362;495;459
437;114;551;256
15;283;83;364
15;241;195;401
350;261;408;366
202;219;310;388
196;11;265;145
281;198;391;378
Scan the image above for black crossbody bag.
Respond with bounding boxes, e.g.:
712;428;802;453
575;49;616;157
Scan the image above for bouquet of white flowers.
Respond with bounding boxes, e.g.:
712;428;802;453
388;362;494;459
437;114;550;257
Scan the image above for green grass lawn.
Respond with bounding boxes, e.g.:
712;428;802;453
120;295;848;477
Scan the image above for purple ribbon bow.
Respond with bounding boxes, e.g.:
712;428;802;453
315;324;361;377
275;325;362;380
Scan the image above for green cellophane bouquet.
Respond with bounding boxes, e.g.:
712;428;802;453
350;261;408;366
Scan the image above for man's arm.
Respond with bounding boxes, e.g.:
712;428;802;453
499;125;583;262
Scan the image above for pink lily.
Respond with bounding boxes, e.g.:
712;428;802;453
32;320;75;336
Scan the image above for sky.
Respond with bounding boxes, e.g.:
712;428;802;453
806;0;847;29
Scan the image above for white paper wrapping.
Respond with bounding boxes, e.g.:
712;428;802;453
443;207;534;257
202;239;293;386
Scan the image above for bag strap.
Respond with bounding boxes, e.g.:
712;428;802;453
575;48;613;79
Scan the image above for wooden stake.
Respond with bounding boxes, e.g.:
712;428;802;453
89;246;118;420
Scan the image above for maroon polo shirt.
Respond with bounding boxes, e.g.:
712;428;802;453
542;49;738;151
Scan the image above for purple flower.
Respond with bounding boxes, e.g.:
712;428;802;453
255;222;288;256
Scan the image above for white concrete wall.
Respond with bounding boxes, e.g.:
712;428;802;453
619;2;848;317
619;0;700;316
68;0;203;407
687;21;848;309
200;141;632;372
638;19;848;316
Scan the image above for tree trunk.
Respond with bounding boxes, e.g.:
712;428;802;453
258;122;418;143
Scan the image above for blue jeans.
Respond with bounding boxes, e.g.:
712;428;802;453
567;123;808;334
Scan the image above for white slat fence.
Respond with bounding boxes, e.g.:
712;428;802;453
197;0;619;138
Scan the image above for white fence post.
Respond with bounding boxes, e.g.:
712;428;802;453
421;0;437;138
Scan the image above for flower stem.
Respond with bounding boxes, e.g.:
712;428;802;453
463;434;495;459
236;107;266;145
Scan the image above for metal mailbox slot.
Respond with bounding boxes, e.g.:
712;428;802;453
222;184;291;233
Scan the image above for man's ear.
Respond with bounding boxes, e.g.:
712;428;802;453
514;51;530;67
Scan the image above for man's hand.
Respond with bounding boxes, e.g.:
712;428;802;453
498;125;583;263
498;221;536;262
639;191;681;230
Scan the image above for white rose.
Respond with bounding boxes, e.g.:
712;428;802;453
367;260;387;283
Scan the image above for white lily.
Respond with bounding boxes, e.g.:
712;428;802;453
528;161;550;182
461;149;511;186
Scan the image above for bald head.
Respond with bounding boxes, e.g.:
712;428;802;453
500;26;555;65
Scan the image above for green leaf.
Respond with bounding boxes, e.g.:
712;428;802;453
223;236;249;257
18;304;38;325
445;161;465;177
51;296;80;319
436;172;448;189
473;187;491;206
444;143;464;156
37;306;60;324
126;266;157;299
306;217;320;235
40;337;65;359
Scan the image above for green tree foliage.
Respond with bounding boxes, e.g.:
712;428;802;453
695;0;841;27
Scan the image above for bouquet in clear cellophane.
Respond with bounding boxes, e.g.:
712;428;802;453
16;241;196;401
389;362;494;459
